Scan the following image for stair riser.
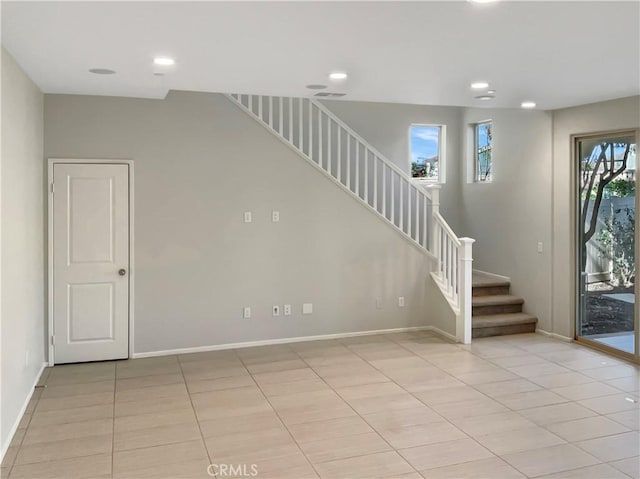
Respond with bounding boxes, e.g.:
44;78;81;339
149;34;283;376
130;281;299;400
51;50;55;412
473;322;537;338
472;285;510;297
473;303;523;316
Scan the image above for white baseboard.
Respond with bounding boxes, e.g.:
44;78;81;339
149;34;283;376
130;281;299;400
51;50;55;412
536;329;574;342
473;269;511;283
132;325;459;359
0;362;47;462
424;325;459;343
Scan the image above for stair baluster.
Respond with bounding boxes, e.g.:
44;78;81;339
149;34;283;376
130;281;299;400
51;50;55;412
227;93;474;343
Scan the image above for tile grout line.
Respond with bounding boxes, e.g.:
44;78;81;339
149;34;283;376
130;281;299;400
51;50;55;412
476;345;637;440
338;333;503;475
408;336;632;475
25;335;636;479
176;355;216;477
111;362;117;479
440;338;639;474
4;368;49;477
289;343;423;477
232;347;324;479
6;365;115;474
54;360;202;471
353;333;612;476
382;333;578;475
382;335;590;476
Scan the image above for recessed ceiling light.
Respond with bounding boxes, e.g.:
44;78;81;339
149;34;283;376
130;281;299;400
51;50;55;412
471;82;489;89
521;101;536;109
487;90;496;94
153;57;175;66
314;92;346;98
89;68;116;75
306;84;328;90
475;95;495;101
329;72;348;80
468;0;499;3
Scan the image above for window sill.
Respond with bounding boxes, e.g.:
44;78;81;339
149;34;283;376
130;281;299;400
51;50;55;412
412;178;444;186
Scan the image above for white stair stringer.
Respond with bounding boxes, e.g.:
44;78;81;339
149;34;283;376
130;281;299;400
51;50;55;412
226;93;474;343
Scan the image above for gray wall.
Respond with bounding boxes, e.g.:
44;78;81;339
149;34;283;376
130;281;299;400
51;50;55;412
551;96;640;338
321;100;464;233
323;99;556;334
44;91;437;355
1;49;45;455
460;108;553;332
40;89;640;357
425;276;457;338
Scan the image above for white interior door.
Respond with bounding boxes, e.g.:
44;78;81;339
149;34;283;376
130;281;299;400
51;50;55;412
53;163;130;363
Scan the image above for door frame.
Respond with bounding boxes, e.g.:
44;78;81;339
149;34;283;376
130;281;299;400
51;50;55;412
47;158;135;366
571;129;640;363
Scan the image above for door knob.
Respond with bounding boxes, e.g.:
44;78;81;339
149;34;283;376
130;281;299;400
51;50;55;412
118;268;127;276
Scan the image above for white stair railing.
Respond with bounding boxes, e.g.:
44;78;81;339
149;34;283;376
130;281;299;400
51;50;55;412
226;93;473;343
430;187;475;343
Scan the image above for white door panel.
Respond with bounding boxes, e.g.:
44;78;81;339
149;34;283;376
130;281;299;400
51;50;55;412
53;164;129;363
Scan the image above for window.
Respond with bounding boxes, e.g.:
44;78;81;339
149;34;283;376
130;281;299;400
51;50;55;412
474;121;492;182
410;124;444;183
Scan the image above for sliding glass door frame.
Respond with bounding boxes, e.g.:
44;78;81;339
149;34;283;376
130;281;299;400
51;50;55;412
572;128;639;364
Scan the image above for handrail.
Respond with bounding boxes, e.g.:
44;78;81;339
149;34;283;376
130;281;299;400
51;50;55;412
226;92;473;343
227;93;435;254
310;99;432;199
434;212;461;247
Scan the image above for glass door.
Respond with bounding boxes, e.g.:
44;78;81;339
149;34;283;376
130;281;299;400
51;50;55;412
576;131;638;361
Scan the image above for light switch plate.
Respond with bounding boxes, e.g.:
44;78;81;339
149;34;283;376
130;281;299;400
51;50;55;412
302;303;313;314
398;297;405;307
244;212;252;223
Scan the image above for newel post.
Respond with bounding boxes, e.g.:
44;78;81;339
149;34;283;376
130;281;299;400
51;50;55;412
458;237;475;344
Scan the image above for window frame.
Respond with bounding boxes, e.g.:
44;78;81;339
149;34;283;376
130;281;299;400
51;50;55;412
408;123;446;184
474;120;493;183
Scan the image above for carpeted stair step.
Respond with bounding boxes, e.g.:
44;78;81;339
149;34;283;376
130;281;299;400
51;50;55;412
472;273;511;297
472;313;538;338
473;294;525;316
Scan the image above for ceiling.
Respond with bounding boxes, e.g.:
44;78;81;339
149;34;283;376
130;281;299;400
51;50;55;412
2;1;639;110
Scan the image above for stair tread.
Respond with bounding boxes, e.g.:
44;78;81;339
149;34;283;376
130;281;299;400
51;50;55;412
472;272;510;288
472;279;511;288
473;313;538;329
473;295;524;307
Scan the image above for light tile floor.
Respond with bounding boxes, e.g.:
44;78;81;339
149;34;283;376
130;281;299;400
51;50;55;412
1;332;639;479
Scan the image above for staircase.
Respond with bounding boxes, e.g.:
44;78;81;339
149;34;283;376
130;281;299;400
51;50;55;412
472;272;538;337
226;93;475;343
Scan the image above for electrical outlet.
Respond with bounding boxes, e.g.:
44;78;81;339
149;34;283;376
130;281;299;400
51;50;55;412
273;305;280;317
243;307;251;319
303;303;313;314
398;297;405;307
284;304;292;316
272;211;280;222
244;212;252;223
375;298;383;309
